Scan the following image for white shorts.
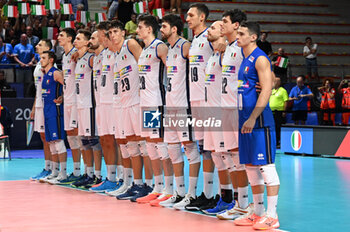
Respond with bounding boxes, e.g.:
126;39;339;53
64;104;78;131
164;108;193;143
95;105;101;136
34;107;45;133
98;104;115;136
77;108;97;137
222;108;239;150
191;100;205;141
114;107;126;139
122;104;141;137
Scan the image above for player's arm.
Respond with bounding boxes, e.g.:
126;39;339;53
89;55;94;68
182;41;191;59
157;43;168;65
127;39;142;62
30;99;36;119
53;70;64;104
241;56;273;134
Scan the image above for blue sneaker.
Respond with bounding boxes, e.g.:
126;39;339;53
31;169;51;180
130;184;153;202
202;198;235;215
116;183;142;200
89;178;117;192
57;173;82;185
105;179;124;193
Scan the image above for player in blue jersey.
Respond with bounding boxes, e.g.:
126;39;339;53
234;21;280;230
40;51;68;184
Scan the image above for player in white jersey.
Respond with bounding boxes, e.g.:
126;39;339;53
103;20;155;199
185;3;216;210
71;30;102;189
159;14;201;209
30;39;53;180
216;10;251;220
135;15;174;204
57;28;84;184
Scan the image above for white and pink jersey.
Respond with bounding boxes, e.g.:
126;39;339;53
93;49;104;106
33;62;44;108
205;51;222;107
62;47;77;105
75;52;94;109
100;49;115;104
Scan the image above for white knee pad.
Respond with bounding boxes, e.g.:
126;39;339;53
259;164;280;186
67;136;80;150
168;143;183;164
211;152;226;171
138;140;148;157
127;141;140;157
146;142;159;160
245;165;264;186
231;152;245;171
49;141;58;155
120;144;130;159
81;136;91;150
221;152;235;172
55;139;67;154
184;143;200;164
156;142;169;160
202;150;212;160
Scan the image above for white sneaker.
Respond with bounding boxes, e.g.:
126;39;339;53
48;173;67;185
159;191;182;207
217;202;253;220
39;173;58;183
173;193;195;210
106;183;129;196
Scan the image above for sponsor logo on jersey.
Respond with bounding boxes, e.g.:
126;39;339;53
34;76;41;83
167;66;178;73
189;55;204;63
41;89;51;94
80;64;86;68
114;72;120;79
121;54;127;60
238;80;249;88
102;65;111;71
143;109;161;128
119;65;132;76
205;74;215;82
75;74;84;80
231;52;237;58
146;54;152;59
244;66;249;74
64;69;71;76
198;43;204;48
257;153;265;160
138;65;151;72
291;130;302;151
248;56;255;62
93;70;101;77
222;65;235;73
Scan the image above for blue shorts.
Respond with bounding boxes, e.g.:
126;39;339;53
239;127;276;165
44;116;66;142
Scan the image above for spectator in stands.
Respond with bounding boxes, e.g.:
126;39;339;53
271;47;289;85
70;0;88;13
338;79;350;125
0;70;12;90
12;34;35;94
257;31;272;57
26;26;39;47
170;0;182;14
117;0;134;25
269;77;288;147
303;37;318;80
107;0;119;20
318;79;336;125
125;12;137;38
0;35;14;83
32;18;42;39
289;75;314;125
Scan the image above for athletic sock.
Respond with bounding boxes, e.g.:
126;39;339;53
145;179;153;187
203;172;214;199
45;160;51;171
238;186;249;209
73;162;81;176
154;175;163;193
188;176;198;198
84;164;87;174
164;175;173;195
52;162;59;176
60;162;67;178
106;165;116;181
117;165;124;180
124;168;133;186
221;188;233;203
95;170;101;179
134;179;143;185
175;176;186;197
87;167;94;178
267;195;278;218
253;193;265;216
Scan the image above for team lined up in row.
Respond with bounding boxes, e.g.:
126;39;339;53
30;4;280;230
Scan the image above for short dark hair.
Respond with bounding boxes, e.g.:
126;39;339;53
78;29;92;40
96;21;111;31
41;39;52;50
61;28;76;43
305;36;312;41
138;14;158;36
190;3;209;20
43;50;56;63
240;21;260;41
222;9;247;24
261;31;268;36
162;14;183;36
108;20;125;31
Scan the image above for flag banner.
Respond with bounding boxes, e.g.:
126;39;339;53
133;1;148;14
76;11;90;24
42;27;59;40
31;5;46;15
18;3;30;15
94;12;107;23
3;5;19;18
152;8;164;19
276;56;289;68
60;21;75;29
26;120;34;146
44;0;60;10
61;4;73;15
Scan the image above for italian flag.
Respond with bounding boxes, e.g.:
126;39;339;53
60;21;75;29
276;56;289;68
183;26;193;40
18;3;30;15
94;13;107;23
133;1;147;14
3;5;18;18
76;11;90;24
291;131;302;151
61;4;73;15
42;27;58;40
152;8;164;19
45;0;60;10
31;5;46;15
